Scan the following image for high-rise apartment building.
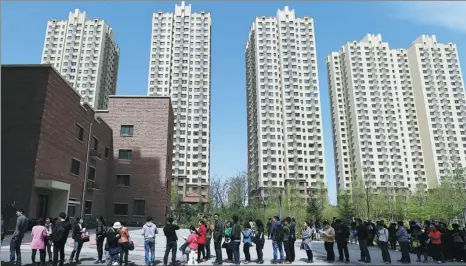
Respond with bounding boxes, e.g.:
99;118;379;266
327;34;466;191
41;9;120;110
147;2;211;199
246;7;326;200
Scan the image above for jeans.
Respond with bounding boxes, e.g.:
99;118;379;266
306;250;314;261
32;249;46;265
53;241;66;266
289;238;296;262
243;243;251;262
164;241;177;265
120;242;130;265
359;239;371;262
198;243;206;261
256;244;263;262
233;241;240;265
9;236;22;263
324;241;335;262
214;241;223;263
46;240;53;261
144;239;156;265
399;242;411;262
70;240;83;261
337;240;349;261
379;241;391;263
272;240;284;262
96;237;104;261
206;238;211;258
283;241;291;262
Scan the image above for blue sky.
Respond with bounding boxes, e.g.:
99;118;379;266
2;1;466;204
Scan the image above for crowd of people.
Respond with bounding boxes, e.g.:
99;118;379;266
3;208;466;266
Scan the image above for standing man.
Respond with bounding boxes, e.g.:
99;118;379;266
163;217;180;266
356;219;371;263
203;215;212;259
396;221;411;263
52;212;71;266
142;216;158;266
9;208;29;265
271;216;285;264
231;215;241;265
334;219;350;263
266;218;272;240
321;220;336;263
213;213;224;265
289;218;297;262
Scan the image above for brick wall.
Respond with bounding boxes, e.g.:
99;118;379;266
97;96;173;225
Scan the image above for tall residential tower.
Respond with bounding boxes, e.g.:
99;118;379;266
147;2;211;199
327;34;466;192
41;9;120;109
246;7;326;200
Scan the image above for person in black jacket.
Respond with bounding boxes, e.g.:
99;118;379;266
213;213;225;265
388;223;397;250
335;219;350;263
289;218;296;262
267;219;272;240
95;216;107;264
356;219;371;263
230;216;241;265
52;212;72;266
69;217;85;263
163;217;180;266
254;219;265;264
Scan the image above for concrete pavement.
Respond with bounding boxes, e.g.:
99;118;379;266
1;228;465;265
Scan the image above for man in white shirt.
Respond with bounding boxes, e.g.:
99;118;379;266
377;221;391;264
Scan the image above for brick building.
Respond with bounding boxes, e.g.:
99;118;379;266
1;65;173;227
97;96;174;224
1;65;113;225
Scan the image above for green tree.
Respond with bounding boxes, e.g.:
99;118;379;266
307;182;327;222
337;190;356;222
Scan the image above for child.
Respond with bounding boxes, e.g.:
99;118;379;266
185;226;199;265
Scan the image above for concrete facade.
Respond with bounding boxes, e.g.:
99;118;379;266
245;7;326;201
147;2;211;200
96;96;174;224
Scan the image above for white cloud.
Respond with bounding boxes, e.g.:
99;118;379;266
391;2;466;33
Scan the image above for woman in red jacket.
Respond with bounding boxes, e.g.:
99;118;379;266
197;220;207;263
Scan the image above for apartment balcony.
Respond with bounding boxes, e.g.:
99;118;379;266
86;180;100;191
90;150;102;160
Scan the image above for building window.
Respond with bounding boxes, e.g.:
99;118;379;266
92;137;99;151
114;203;128;215
118;149;132;160
133;200;145;216
67;205;76;218
84;201;93;215
88;166;96;181
116;175;130;187
76;124;84;141
104;147;110;158
120;125;134;137
70;159;80;175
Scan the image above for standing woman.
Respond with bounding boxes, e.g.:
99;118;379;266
119;221;131;266
301;221;314;263
197;220;207;263
223;221;234;263
254;219;265;264
44;217;54;263
70;217;86;263
242;222;253;264
31;219;48;266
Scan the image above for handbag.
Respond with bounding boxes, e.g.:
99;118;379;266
81;232;90;242
129;240;135;251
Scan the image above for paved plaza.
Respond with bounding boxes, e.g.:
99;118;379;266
1;228;465;265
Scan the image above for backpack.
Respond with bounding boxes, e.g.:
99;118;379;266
51;223;66;243
275;226;285;242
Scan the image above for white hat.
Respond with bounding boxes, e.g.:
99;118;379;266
113;222;122;229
